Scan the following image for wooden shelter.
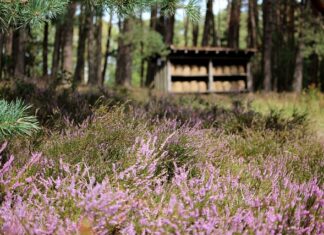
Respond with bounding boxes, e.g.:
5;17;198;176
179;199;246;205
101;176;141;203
154;46;256;94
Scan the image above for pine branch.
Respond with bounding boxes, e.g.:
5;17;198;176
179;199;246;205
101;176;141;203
0;0;69;30
0;100;40;140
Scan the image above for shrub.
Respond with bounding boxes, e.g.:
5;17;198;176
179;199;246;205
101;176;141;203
1;94;323;234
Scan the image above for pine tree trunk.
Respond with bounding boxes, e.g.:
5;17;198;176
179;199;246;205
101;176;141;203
87;12;96;85
102;11;113;85
165;15;175;45
228;0;242;49
116;18;132;86
52;22;62;78
156;13;175;46
150;6;158;30
74;5;89;84
184;16;189;46
247;0;258;48
145;7;158;87
192;23;199;46
3;30;12;77
5;30;12;56
320;58;324;92
292;38;304;92
146;8;175;87
292;1;305;93
0;32;3;79
42;22;49;76
94;15;103;85
87;11;103;86
262;0;274;91
140;12;145;87
202;0;217;46
288;0;295;44
62;3;77;75
12;28;26;77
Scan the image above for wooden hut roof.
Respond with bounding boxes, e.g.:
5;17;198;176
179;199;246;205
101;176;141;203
169;46;256;59
169;45;256;57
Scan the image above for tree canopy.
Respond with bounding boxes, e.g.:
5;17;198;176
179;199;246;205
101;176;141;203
0;0;199;30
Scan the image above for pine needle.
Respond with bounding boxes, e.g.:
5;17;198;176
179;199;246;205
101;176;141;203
0;100;40;140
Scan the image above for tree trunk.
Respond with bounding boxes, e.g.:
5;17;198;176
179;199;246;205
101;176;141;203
5;30;12;56
74;5;89;84
320;58;324;92
87;11;96;85
88;10;103;86
202;0;217;46
2;30;12;77
165;15;175;45
12;28;26;77
87;11;103;86
292;38;304;92
262;0;274;91
247;0;258;48
146;8;175;87
94;15;103;85
42;22;49;76
145;6;158;87
116;18;132;87
192;22;199;46
52;22;63;78
184;16;189;46
102;11;113;85
292;1;307;93
228;0;242;49
150;6;158;30
62;3;77;75
0;32;3;79
140;12;145;87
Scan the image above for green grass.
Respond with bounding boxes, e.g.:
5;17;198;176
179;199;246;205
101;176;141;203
163;91;324;136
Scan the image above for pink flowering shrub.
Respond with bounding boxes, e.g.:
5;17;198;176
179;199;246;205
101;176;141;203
1;99;323;234
1;126;323;235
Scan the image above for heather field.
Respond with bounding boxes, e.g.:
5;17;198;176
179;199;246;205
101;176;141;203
1;89;324;234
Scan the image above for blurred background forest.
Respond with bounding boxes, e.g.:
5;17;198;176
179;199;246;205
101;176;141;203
0;0;323;93
1;2;324;234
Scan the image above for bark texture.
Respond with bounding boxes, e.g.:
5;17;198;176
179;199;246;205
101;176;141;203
228;0;242;49
42;22;49;76
12;28;26;77
202;0;217;46
62;3;77;75
116;18;132;87
262;0;274;91
247;0;258;48
74;5;89;84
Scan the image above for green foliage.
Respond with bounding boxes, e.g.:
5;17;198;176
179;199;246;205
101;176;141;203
0;100;39;140
0;0;199;31
123;21;168;59
104;0;199;21
303;15;324;58
0;0;69;30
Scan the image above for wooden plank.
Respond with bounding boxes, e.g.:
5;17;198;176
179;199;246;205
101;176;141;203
167;61;172;93
154;66;158;91
208;60;213;92
247;62;253;92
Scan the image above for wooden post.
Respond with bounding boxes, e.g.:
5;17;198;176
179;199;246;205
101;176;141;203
208;60;213;92
247;62;253;92
167;60;172;93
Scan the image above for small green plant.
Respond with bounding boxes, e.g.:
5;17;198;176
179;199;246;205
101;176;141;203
0;99;39;140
